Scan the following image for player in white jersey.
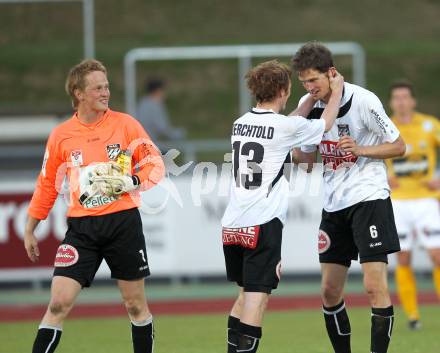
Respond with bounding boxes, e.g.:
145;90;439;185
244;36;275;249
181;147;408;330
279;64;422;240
291;43;406;353
221;60;344;353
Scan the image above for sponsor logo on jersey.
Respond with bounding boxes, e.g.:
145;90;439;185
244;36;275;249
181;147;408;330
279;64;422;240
319;141;358;170
369;242;382;248
82;194;118;209
106;143;121;160
70;150;83;167
318;230;331;254
337;124;351;137
370;109;390;134
392;156;428;177
54;244;79;267
222;226;260;249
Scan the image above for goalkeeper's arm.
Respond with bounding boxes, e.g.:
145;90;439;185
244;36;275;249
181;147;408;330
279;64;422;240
131;140;166;191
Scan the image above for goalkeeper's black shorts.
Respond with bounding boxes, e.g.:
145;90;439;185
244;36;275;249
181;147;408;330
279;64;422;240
53;208;150;287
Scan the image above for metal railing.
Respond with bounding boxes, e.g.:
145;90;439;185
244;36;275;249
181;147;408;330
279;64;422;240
0;139;231;170
158;139;230;163
124;42;366;117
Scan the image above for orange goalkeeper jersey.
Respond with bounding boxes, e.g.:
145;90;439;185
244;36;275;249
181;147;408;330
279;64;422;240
28;109;165;219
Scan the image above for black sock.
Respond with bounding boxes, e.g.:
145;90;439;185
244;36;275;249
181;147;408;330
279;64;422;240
131;316;154;353
236;322;262;353
227;316;240;353
371;306;394;353
32;326;62;353
323;301;351;353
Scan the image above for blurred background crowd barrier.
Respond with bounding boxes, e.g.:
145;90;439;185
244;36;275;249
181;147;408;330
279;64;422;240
0;172;434;288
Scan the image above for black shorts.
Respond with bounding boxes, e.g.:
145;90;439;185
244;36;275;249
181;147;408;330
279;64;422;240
319;197;400;267
223;218;283;294
53;208;150;287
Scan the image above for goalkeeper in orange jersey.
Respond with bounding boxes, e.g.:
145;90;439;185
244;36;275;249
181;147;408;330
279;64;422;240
23;59;165;353
387;80;440;330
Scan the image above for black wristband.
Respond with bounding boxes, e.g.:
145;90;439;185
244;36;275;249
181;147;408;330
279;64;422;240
132;175;140;187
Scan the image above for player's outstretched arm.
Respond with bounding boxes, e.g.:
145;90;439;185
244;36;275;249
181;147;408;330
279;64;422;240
321;70;344;131
292;148;317;172
288;95;316;117
24;216;41;263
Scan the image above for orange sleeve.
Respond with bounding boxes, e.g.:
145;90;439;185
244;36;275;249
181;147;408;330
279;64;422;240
126;117;165;190
28;130;65;220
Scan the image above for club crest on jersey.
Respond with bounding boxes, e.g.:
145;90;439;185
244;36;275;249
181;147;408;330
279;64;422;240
54;244;79;267
337;124;350;137
106;143;121;160
318;230;331;254
320;141;358;170
70;150;83;167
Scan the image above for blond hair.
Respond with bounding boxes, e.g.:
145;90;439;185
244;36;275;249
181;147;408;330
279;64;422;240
65;59;107;109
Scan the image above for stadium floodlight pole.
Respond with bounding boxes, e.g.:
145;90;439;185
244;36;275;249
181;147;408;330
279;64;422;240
0;0;95;59
82;0;95;59
238;50;252;115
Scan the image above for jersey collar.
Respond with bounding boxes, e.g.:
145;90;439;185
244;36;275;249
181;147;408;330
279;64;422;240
250;107;276;115
74;109;110;129
306;88;353;120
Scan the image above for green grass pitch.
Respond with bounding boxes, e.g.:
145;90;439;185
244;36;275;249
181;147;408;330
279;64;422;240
2;305;439;353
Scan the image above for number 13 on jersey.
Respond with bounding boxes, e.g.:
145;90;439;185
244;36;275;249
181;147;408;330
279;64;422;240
232;141;265;189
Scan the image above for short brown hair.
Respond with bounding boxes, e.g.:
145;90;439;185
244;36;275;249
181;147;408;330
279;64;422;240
245;60;291;103
65;59;107;109
389;80;415;97
291;42;334;74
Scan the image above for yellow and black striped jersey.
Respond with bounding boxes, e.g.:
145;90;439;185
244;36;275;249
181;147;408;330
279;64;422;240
386;112;440;200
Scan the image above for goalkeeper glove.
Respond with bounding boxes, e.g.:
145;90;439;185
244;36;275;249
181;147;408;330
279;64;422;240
90;162;122;178
79;162;139;204
79;162;121;205
90;174;140;197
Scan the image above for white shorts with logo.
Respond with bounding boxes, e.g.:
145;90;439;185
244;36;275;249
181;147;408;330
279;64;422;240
392;198;440;251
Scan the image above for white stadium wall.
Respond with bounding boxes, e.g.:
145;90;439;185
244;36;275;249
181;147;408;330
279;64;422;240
0;172;433;283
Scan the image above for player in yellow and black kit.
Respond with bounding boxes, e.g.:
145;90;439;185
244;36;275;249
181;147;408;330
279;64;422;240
386;81;440;330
